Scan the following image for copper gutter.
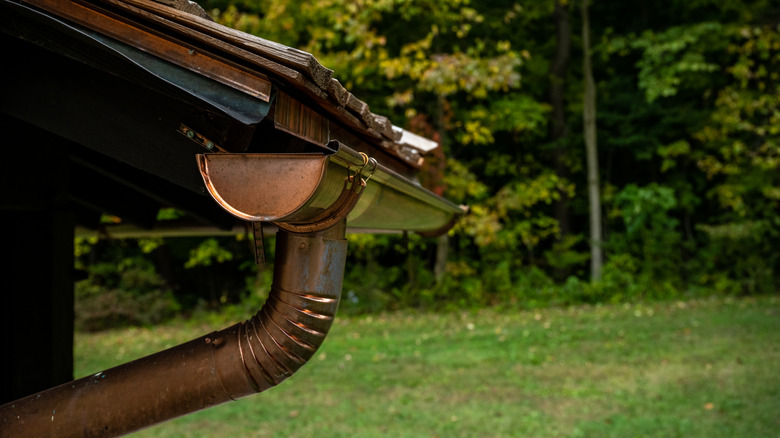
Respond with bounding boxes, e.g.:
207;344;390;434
197;141;464;234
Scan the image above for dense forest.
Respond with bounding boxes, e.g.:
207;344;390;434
75;0;780;328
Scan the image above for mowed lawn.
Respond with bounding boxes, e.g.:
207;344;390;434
75;295;780;437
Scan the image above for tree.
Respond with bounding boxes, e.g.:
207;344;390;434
164;0;780;306
581;0;602;280
548;0;574;280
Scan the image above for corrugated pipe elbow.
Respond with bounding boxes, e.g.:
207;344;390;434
218;223;348;396
0;223;348;437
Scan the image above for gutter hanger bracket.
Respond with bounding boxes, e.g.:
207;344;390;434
251;221;266;264
274;152;376;234
178;123;224;152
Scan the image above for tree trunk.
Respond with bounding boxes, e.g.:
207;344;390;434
434;234;449;282
550;0;572;279
550;0;571;153
431;94;450;284
581;0;603;280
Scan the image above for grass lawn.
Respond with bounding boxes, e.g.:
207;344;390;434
75;295;780;437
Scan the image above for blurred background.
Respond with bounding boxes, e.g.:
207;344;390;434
77;0;780;325
72;1;779;436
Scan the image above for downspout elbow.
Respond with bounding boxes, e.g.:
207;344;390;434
0;222;349;437
216;222;348;397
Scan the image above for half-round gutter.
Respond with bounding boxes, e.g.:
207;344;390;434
196;140;465;234
0;146;463;437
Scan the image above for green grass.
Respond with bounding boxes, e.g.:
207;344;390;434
75;295;780;437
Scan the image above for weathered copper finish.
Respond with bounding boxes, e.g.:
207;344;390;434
0;223;348;437
275;173;366;234
197;153;330;222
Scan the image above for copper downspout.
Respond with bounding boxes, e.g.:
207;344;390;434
0;146;462;436
0;222;348;437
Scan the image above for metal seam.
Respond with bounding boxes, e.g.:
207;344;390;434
241;318;275;388
255;308;295;378
271;294;333;322
260;307;309;362
246;314;287;384
235;322;261;391
259;304;307;365
266;299;329;337
263;297;318;351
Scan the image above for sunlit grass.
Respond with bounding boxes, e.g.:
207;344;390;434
75;295;780;437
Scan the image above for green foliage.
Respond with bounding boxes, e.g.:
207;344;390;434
71;1;780;324
544;234;590;272
607;184;684;293
184;238;235;269
75;240;180;331
612;183;678;234
156;208;186;221
695;25;780;217
74;233;265;330
684;24;780;295
456;171;573;251
609;22;725;103
695;221;777;295
340;233;404;314
76;285;180;332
